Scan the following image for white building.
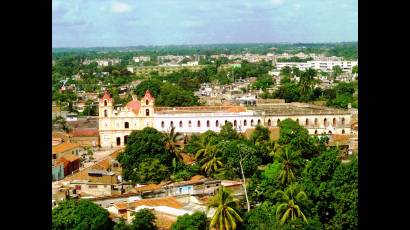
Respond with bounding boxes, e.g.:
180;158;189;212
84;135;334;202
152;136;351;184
276;60;358;72
99;91;352;148
133;56;151;63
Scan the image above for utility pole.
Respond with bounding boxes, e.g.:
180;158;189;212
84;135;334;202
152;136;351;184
239;151;250;212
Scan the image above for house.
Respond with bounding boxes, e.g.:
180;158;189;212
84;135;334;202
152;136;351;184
70;180;113;197
69;128;99;147
52;162;65;181
56;154;80;177
52;142;83;162
165;175;221;196
108;196;183;220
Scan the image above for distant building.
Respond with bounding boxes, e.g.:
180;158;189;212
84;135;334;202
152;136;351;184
133;56;151;63
276;60;358;72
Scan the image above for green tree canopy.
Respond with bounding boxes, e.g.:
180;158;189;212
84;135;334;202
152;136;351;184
131;208;157;230
117;127;172;183
134;79;162;98
171;212;209;230
52;199;114;230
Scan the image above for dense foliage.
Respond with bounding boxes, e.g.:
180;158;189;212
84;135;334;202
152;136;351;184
171;212;209;230
52;199;114;230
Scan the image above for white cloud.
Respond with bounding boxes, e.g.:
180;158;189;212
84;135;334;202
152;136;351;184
270;0;285;6
111;1;133;13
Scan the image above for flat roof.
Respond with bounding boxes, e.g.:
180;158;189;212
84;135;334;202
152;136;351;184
253;103;349;116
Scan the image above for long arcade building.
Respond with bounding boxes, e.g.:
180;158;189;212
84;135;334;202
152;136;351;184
99;91;352;147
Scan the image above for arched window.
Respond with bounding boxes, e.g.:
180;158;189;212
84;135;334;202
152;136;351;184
314;118;318;126
333;118;337;127
188;120;192;127
207;120;210;127
146;100;149;105
251;119;254;126
215;120;219;127
305;118;309;126
268;119;271;126
342;129;345;134
277;119;281;126
170;121;174;128
328;130;332;134
146;109;150;116
314;130;318;135
179;121;183;128
116;137;121;146
104;109;108;117
197;120;201;127
324;118;328;127
257;119;261;125
124;122;129;129
244;120;247;126
124;135;128;145
104;100;107;106
161;121;165;128
234;120;237;127
342;117;345;126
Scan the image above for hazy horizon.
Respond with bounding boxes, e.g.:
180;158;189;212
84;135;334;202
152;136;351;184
52;0;358;48
52;41;358;49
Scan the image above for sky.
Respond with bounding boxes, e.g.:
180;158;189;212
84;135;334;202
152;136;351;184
52;0;358;47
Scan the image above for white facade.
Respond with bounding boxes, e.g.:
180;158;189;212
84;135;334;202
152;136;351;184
133;56;151;63
276;60;358;72
99;91;352;148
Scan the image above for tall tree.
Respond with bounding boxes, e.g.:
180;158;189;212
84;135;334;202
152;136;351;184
164;127;184;161
274;184;309;224
275;146;303;186
196;142;224;176
208;187;243;230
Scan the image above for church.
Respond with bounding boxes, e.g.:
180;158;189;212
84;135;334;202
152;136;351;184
99;90;352;147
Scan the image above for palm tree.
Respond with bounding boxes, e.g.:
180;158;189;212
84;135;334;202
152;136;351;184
274;184;308;224
276;146;302;186
208;187;243;230
164;127;183;160
299;68;316;98
196;142;224;176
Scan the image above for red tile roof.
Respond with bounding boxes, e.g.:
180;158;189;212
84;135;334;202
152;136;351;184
70;129;99;137
61;154;80;162
52;143;81;154
114;196;182;211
